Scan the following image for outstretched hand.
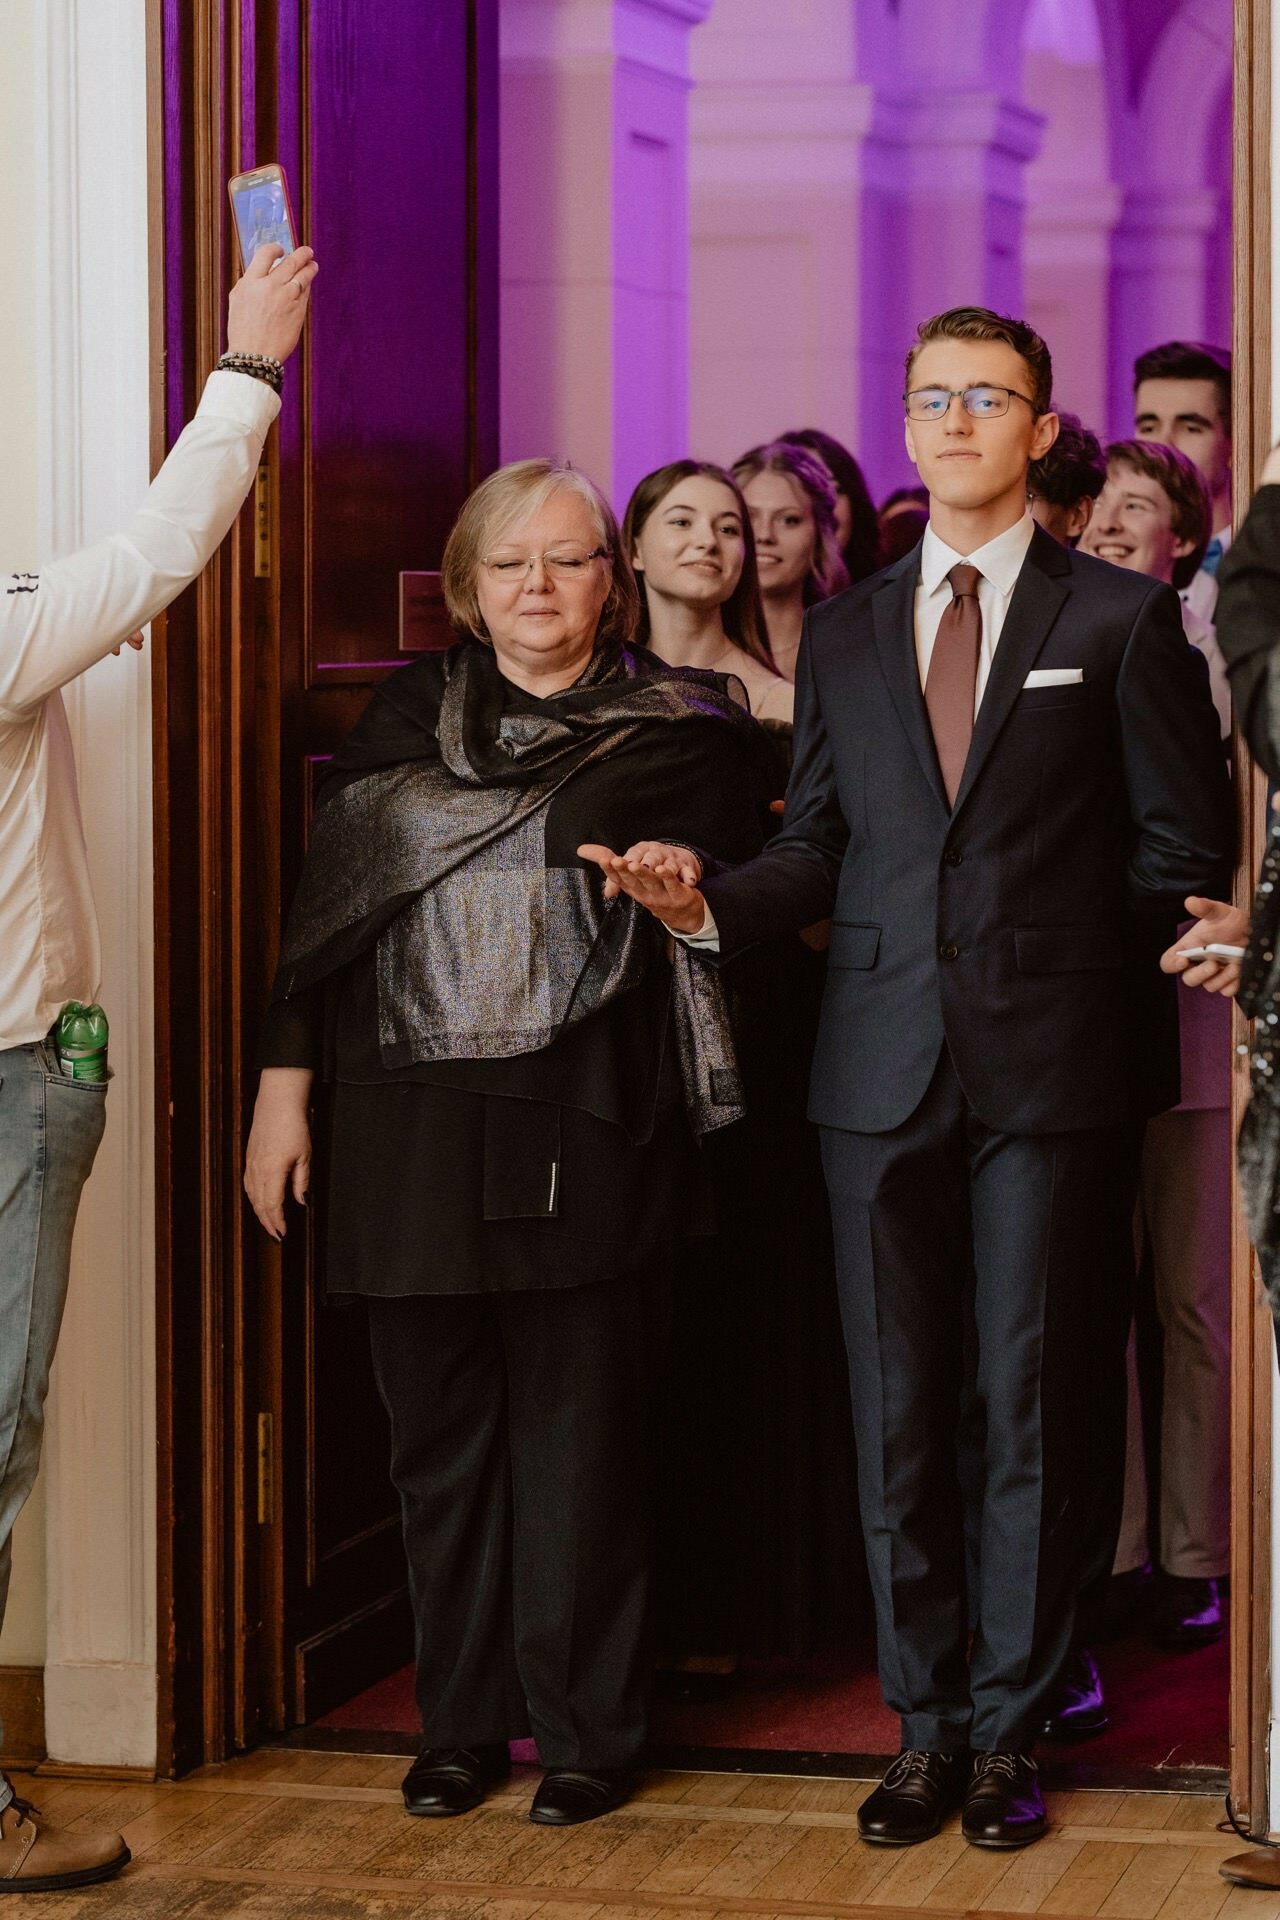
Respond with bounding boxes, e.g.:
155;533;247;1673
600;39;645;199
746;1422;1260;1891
1160;895;1250;997
577;841;707;935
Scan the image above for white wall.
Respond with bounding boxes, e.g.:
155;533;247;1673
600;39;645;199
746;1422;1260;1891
0;0;48;1680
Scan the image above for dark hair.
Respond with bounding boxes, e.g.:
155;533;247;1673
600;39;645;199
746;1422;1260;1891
1028;409;1106;509
1104;438;1213;590
906;306;1053;416
732;441;851;606
879;506;929;567
778;429;880;585
1133;341;1232;431
879;485;930;517
621;461;775;672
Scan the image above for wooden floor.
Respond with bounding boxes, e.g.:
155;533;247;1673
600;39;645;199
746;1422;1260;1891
7;1750;1277;1919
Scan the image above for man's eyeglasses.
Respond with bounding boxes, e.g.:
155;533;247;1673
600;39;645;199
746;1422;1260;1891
905;386;1038;422
481;546;610;581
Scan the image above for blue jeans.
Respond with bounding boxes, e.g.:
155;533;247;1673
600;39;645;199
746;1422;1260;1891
0;1042;107;1802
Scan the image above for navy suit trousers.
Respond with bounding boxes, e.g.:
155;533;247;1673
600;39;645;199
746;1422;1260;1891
820;1048;1134;1753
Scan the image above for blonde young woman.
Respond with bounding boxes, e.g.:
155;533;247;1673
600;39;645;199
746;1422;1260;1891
733;442;850;678
623;461;792;726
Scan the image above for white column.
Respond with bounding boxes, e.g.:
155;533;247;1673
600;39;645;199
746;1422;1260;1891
500;0;710;508
35;0;157;1770
688;0;1042;497
1106;187;1218;436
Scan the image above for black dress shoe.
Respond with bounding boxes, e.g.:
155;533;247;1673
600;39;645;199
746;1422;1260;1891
1040;1647;1109;1741
401;1742;511;1817
962;1752;1046;1849
1096;1564;1153;1642
529;1768;634;1825
856;1750;969;1847
1153;1575;1224;1649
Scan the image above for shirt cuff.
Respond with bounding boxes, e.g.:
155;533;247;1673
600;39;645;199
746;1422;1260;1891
673;903;721;951
197;367;283;434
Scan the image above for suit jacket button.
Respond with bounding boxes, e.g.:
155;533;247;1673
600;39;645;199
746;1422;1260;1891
939;941;959;961
944;849;963;867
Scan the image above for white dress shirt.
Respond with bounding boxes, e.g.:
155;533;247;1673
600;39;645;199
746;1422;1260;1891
681;512;1038;949
0;370;281;1049
1181;524;1231;624
914;512;1036;705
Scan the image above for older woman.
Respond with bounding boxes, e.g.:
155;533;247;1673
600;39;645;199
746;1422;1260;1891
732;442;850;678
245;459;773;1826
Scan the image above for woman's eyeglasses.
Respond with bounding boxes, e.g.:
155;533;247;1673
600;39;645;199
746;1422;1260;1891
904;386;1038;422
481;547;610;581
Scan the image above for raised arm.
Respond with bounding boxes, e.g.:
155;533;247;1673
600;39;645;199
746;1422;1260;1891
0;244;318;719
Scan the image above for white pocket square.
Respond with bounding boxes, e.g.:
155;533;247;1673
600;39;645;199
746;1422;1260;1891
1023;668;1083;687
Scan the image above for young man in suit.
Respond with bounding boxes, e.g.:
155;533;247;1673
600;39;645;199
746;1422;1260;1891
580;307;1233;1851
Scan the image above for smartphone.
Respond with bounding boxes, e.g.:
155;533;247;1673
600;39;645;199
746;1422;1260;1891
227;163;296;270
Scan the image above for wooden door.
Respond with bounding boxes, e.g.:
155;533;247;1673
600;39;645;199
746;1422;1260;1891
153;0;497;1768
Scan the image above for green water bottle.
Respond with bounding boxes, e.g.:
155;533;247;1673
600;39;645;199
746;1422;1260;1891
54;1002;109;1082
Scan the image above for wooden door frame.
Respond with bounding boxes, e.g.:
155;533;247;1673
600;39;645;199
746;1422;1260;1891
1230;0;1273;1840
148;0;1280;1817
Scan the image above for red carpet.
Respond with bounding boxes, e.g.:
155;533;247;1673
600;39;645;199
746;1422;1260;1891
316;1634;1228;1776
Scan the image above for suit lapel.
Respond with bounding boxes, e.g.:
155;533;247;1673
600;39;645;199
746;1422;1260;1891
871;558;950;815
950;526;1071;817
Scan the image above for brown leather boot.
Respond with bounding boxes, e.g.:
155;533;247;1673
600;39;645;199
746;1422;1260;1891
0;1791;130;1892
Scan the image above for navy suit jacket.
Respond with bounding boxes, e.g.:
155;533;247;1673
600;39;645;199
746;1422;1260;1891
703;525;1235;1136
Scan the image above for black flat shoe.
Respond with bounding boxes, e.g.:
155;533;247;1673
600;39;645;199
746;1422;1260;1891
1040;1646;1109;1741
529;1768;634;1825
962;1752;1046;1849
401;1742;511;1817
1153;1575;1224;1650
856;1750;969;1847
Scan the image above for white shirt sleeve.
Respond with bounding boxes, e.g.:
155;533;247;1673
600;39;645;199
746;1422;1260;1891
0;370;281;720
673;903;721;950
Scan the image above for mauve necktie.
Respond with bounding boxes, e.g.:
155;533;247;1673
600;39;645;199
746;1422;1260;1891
925;563;982;806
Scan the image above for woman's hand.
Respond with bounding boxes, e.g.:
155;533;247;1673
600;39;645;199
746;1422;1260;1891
577;842;707;934
1160;896;1250;997
245;1067;314;1240
110;630;145;657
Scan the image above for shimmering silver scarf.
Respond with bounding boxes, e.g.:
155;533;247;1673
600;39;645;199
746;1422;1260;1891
278;641;754;1135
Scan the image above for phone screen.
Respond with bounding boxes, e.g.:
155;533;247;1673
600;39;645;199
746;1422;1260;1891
230;171;295;267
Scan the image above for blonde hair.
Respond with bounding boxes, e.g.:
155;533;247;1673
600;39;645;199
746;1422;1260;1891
441;458;640;646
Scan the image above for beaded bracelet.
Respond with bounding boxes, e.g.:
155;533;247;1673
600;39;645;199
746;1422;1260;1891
217;350;284;394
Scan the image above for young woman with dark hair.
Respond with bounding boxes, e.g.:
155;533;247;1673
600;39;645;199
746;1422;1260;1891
623;461;792;724
779;427;881;585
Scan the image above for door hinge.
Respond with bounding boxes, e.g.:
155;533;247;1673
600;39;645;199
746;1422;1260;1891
254;462;272;578
257;1411;275;1525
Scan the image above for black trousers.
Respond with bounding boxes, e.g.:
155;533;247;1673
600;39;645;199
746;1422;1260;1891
367;1270;668;1769
820;1049;1133;1754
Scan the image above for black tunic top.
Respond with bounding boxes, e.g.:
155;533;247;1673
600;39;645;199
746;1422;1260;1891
260;651;774;1296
